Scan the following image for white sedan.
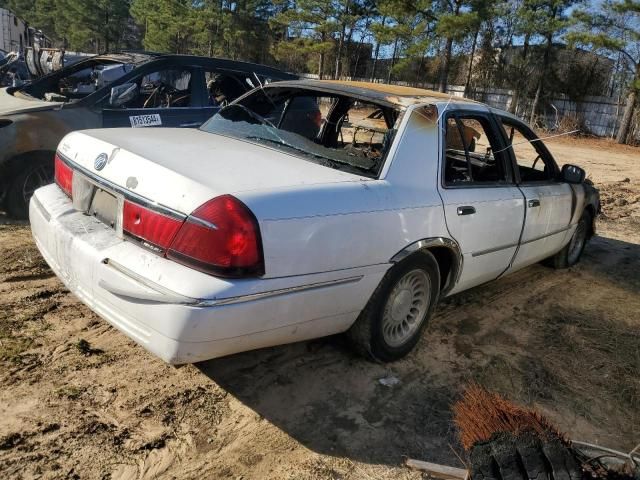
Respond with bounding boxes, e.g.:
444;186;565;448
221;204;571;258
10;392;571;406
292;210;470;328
29;80;600;364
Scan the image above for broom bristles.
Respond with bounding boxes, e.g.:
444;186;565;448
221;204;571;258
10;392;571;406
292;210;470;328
453;384;567;451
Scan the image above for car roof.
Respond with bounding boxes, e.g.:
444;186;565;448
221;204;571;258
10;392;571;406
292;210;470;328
267;79;481;108
71;52;297;79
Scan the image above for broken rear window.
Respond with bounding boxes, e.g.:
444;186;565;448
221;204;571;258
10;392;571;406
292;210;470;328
200;87;401;178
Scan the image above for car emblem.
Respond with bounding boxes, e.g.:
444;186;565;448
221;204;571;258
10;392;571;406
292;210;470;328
94;153;108;171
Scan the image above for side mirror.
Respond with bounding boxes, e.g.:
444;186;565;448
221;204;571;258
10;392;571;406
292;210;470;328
561;164;586;184
109;82;137;108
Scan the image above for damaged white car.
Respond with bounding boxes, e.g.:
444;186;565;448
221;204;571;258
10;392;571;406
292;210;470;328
29;80;600;364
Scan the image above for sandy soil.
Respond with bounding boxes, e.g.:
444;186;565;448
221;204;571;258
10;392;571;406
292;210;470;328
0;136;638;480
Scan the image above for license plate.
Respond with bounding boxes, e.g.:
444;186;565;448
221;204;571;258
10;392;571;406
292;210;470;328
129;114;162;128
89;189;119;229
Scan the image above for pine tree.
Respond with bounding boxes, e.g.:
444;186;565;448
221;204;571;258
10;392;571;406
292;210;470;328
568;0;640;144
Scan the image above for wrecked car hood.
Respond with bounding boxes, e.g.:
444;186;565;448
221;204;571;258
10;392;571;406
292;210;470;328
0;88;62;115
59;128;366;215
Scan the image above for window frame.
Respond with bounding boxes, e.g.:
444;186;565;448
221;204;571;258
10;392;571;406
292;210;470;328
494;114;561;185
440;110;515;189
94;64;201;111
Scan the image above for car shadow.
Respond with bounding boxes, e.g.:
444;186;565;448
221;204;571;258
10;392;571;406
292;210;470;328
197;337;462;467
579;234;640;294
197;233;638;467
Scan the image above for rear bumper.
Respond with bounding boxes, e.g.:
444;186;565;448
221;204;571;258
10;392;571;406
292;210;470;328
29;184;383;364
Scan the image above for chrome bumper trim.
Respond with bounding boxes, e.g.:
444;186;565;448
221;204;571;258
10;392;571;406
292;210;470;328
102;258;362;307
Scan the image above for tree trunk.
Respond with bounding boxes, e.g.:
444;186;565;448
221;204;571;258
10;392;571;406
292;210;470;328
529;32;553;125
335;26;346;79
370;16;386;82
387;36;398;83
439;36;453;93
616;70;639;144
509;33;529;114
463;28;479;97
319;32;326;79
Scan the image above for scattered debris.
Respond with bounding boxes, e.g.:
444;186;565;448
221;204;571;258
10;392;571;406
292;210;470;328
407;385;640;480
378;375;400;387
74;339;103;356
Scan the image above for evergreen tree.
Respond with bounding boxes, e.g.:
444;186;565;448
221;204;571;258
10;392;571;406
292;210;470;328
568;0;640;144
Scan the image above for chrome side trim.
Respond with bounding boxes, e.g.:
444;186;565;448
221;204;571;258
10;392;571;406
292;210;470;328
472;242;518;258
57;152;186;221
101;257;362;307
196;276;363;307
389;237;462;294
520;226;571;246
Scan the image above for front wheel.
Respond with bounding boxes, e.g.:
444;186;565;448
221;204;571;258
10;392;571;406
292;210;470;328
546;210;592;269
347;252;440;362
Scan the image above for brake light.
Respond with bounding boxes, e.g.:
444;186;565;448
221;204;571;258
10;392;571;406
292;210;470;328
122;200;183;250
167;195;264;277
54;153;73;197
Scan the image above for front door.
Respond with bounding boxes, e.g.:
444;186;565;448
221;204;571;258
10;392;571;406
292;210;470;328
438;110;525;294
496;116;573;270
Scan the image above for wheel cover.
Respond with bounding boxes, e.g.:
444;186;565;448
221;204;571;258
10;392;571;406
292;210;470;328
22;165;53;203
381;269;431;348
567;216;588;264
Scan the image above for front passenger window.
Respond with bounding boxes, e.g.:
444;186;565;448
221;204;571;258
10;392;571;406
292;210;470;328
499;119;556;183
444;115;505;185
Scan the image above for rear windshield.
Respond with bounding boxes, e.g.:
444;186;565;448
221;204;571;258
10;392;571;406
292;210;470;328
199;87;401;178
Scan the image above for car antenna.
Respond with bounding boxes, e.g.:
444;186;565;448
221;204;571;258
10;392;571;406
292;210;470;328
492;129;580;155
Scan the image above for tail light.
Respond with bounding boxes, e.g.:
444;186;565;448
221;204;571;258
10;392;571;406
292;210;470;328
54;153;73;197
122;200;183;250
167;195;264;277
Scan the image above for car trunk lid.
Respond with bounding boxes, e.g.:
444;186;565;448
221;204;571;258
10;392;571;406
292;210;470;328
59;127;365;216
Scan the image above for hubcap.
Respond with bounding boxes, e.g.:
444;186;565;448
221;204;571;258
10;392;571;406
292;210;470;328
22;165;53;203
568;217;587;264
382;269;430;348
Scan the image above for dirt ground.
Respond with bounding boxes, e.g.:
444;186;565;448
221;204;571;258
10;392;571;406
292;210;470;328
0;136;638;480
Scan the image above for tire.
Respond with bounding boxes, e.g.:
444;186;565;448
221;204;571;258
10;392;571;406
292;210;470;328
469;433;583;480
6;157;54;219
546;210;592;269
347;251;440;362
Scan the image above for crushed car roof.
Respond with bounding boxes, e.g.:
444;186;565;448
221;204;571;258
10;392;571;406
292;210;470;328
268;79;480;108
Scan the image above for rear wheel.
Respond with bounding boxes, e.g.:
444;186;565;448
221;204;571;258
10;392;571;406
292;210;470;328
546;210;591;269
6;158;54;219
347;252;440;362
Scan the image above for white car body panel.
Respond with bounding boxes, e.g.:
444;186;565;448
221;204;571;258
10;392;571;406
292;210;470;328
510;183;574;268
29;85;590;364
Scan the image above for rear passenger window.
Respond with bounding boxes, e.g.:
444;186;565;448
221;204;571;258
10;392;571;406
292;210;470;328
444;115;506;185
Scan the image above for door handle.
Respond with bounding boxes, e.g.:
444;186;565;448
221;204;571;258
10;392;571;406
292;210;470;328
179;122;202;128
457;206;476;216
528;199;541;208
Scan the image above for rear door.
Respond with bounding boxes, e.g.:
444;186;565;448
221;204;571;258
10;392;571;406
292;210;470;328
102;66;202;128
438;110;525;294
496;116;573;270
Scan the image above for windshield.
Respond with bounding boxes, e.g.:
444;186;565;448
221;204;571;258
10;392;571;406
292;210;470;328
19;57;137;103
199;87;401;178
